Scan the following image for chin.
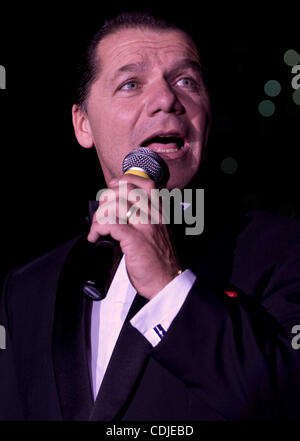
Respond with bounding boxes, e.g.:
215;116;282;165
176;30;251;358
166;177;189;190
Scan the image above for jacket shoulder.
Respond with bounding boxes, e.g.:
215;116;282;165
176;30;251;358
231;210;300;295
1;234;85;317
238;209;300;259
7;234;84;280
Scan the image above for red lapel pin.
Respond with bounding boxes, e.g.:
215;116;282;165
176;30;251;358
224;290;238;298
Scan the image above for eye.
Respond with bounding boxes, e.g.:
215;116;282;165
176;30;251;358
119;80;139;91
176;77;198;89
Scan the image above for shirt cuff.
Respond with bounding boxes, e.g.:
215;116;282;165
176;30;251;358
130;269;197;346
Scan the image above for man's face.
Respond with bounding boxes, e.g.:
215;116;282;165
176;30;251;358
79;27;211;189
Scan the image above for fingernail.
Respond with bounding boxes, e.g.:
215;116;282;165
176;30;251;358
109;178;118;186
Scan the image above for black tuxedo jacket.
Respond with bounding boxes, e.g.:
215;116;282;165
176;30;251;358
1;210;300;421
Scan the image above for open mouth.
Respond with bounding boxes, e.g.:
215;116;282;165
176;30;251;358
141;136;185;152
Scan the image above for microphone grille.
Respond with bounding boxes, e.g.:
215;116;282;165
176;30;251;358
122;147;165;184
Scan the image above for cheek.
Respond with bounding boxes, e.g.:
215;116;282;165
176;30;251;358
190;108;210;144
94;103;142;171
105;101;140;144
89;104;129;148
185;93;211;125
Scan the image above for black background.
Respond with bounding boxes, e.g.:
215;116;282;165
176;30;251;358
0;3;299;282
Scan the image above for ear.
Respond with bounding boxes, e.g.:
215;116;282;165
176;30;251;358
72;104;94;149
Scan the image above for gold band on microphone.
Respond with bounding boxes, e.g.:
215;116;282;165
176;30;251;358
124;169;150;179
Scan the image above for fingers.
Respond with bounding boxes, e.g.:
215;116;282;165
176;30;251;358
95;189;151;224
99;176;163;223
88;174;165;244
109;174;156;197
88;191;150;243
87;220;136;243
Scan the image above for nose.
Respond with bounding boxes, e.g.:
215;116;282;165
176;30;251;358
146;79;184;116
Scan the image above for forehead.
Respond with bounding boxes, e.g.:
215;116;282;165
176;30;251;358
96;27;201;72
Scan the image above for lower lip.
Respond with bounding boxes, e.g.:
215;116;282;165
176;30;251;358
146;143;189;160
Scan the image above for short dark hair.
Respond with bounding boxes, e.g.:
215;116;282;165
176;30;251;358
73;11;195;111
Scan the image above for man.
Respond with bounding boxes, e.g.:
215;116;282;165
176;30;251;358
0;12;300;421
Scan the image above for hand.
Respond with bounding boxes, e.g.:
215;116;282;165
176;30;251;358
87;174;181;300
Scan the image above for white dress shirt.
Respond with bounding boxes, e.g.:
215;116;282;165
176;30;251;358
90;255;196;399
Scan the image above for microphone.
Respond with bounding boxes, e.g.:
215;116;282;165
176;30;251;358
122;147;168;184
82;147;168;301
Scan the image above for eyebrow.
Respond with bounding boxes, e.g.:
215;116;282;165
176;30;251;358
168;58;203;76
111;62;147;83
110;58;202;83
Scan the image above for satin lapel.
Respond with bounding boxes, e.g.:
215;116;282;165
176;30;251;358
52;237;94;420
89;293;152;421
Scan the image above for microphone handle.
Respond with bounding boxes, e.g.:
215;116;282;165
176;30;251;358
82;235;122;301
